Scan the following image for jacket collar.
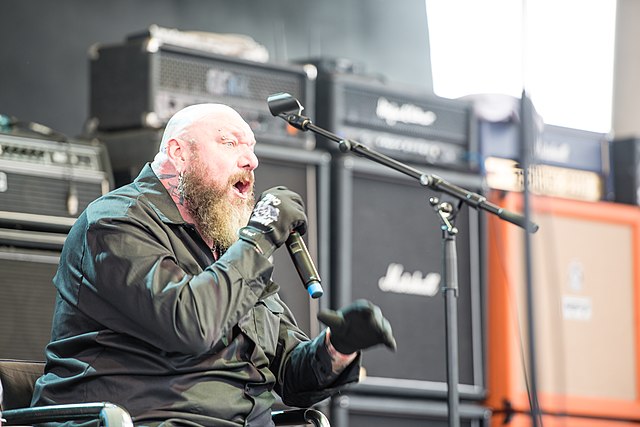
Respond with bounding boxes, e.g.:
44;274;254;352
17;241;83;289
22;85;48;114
133;163;186;225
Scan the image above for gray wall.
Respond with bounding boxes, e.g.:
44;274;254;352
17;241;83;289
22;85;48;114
0;0;433;138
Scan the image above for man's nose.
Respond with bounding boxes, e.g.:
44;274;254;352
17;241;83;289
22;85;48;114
240;147;259;171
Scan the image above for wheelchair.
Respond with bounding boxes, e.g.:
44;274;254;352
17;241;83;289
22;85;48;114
0;359;329;426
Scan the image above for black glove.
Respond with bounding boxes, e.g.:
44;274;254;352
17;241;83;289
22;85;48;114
318;299;397;355
238;186;307;257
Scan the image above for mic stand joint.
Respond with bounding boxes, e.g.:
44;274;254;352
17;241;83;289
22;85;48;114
430;197;459;236
280;113;311;131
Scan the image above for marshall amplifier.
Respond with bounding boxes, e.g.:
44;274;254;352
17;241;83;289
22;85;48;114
0;133;111;233
310;71;477;171
331;156;486;400
89;33;315;150
475;97;612;201
479;121;610;174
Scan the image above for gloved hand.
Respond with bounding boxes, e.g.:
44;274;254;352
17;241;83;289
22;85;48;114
317;299;397;355
238;186;307;257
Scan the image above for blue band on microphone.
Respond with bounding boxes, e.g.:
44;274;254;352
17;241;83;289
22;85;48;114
307;281;324;299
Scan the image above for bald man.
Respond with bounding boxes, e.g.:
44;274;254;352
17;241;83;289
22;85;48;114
31;104;395;426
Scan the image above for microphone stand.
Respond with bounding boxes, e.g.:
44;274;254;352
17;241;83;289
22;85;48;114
267;93;539;427
432;195;462;427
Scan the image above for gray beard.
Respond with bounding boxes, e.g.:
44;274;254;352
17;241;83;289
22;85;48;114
178;164;254;252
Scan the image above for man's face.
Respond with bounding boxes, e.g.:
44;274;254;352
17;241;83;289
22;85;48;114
178;111;258;250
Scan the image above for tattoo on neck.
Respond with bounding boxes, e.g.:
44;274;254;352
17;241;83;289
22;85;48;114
156;173;177;180
157;173;183;204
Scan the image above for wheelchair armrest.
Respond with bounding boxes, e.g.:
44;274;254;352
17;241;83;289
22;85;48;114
1;402;133;427
271;408;330;427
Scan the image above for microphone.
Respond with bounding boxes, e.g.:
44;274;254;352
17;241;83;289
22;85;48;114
266;93;311;131
286;231;323;299
267;92;304;116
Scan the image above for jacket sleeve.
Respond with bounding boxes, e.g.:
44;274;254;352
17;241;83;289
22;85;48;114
68;201;274;355
269;304;361;407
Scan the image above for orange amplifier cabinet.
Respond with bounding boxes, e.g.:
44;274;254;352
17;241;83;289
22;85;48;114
494;412;640;427
485;191;640;420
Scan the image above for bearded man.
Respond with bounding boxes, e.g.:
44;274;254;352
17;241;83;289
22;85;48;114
30;104;395;426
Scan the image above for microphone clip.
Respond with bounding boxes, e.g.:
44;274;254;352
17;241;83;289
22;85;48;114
281;113;311;131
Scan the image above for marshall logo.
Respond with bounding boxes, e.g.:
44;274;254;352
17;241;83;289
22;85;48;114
375;97;437;127
378;263;441;296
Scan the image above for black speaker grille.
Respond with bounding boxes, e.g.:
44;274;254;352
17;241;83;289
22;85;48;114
252;145;330;338
0;247;59;360
351;172;476;383
332;158;485;398
159;52;304;103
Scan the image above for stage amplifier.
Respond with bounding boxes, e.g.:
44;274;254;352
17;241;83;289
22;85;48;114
89;34;315;149
0;232;63;360
309;70;477;171
0;132;111;233
330;156;486;400
486;191;640;420
475;96;612;202
480;123;609;175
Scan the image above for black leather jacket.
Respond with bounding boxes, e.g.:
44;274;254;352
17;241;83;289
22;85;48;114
31;164;359;426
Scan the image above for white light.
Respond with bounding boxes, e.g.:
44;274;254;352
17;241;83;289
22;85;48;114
426;0;617;132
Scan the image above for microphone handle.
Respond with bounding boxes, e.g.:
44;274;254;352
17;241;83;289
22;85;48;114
285;231;323;299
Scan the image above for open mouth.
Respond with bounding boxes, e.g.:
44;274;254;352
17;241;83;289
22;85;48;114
232;177;253;198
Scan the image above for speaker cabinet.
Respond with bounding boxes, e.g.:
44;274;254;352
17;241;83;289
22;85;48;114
90;36;314;150
0;232;63;360
331;156;486;399
253;144;331;338
485;191;640;419
331;394;491;427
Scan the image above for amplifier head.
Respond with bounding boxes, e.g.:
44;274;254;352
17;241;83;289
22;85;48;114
90;38;315;150
311;71;477;171
0;133;111;232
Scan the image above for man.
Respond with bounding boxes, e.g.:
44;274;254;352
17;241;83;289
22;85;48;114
31;104;396;426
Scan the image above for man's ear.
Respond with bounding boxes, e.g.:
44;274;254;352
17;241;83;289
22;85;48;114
166;138;188;172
